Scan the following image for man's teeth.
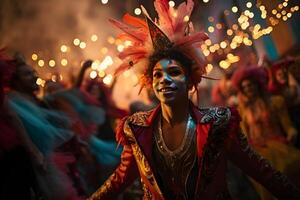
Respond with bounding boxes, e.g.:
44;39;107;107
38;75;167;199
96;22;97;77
161;88;173;92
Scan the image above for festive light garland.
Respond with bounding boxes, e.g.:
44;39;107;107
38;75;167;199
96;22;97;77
201;0;299;71
31;0;299;85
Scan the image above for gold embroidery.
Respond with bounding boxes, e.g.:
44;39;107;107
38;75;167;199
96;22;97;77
123;119;164;199
127;110;153;127
88;173;114;200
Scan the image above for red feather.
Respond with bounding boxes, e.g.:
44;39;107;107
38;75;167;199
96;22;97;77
175;32;209;47
109;18;147;42
123;14;147;29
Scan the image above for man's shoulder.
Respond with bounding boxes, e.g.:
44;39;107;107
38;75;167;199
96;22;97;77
126;109;155;127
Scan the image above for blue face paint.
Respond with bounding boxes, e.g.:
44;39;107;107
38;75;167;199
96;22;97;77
152;59;189;104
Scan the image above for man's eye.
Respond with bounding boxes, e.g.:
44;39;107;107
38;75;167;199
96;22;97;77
169;70;182;76
153;72;162;78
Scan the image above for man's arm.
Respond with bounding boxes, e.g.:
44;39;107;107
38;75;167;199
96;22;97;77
88;144;139;199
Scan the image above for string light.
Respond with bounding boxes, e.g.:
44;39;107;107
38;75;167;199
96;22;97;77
209;46;216;53
219;60;230;69
98;70;106;78
232;24;239;30
36;78;45;87
79;42;86;49
103;55;113;66
31;54;38;61
230;43;237;49
73;38;80;46
203;49;210;56
246;2;252;8
60;45;68;53
208;26;215;33
91;34;98;42
103;74;113;85
203;0;209;3
183;15;190;22
117;44;125;52
206;64;213;73
92;60;100;70
168;1;175;7
90;71;98;79
227;29;233;36
101;0;108;5
205;39;212;46
276;13;282;18
220;41;227;49
61;59;68;66
260;5;265;11
134;8;141;15
38;60;45;67
216;23;222;30
227;53;240;63
232;6;238;13
49;60;56;67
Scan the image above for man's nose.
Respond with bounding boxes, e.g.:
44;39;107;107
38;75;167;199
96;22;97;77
160;73;172;84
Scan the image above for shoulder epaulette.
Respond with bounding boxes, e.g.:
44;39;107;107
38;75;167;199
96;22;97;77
199;107;231;126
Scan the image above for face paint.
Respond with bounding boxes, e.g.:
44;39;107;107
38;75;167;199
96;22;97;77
152;59;188;104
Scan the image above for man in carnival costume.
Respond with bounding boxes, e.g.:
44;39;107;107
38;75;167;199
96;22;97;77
89;0;300;199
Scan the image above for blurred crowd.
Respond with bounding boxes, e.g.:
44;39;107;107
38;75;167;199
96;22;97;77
1;48;300;200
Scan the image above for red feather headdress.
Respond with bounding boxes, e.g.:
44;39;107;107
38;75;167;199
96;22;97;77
110;0;209;89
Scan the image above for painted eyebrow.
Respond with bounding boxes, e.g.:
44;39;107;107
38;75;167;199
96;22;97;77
153;68;162;72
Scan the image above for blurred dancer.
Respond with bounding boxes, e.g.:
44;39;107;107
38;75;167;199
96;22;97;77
7;54;82;199
268;58;300;148
232;66;300;200
44;60;122;195
0;50;41;200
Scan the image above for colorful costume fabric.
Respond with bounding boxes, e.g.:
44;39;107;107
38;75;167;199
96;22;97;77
238;95;300;200
89;103;300;199
7;92;83;200
8;92;74;155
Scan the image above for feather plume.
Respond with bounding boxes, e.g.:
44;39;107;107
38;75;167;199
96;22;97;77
173;0;194;35
118;46;147;59
123;14;147;29
154;0;174;35
109;18;147;42
175;32;209;47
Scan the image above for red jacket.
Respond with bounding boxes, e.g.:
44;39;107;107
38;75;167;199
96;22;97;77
89;103;300;199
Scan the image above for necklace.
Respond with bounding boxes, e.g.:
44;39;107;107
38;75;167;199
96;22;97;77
153;114;197;199
155;114;196;164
